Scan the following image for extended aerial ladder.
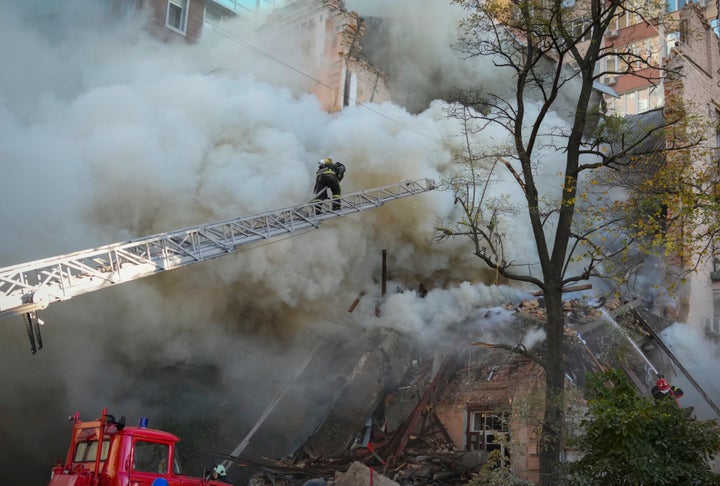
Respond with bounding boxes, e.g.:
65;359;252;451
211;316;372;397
0;179;436;352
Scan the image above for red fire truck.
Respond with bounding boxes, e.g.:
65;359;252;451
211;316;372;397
48;408;230;486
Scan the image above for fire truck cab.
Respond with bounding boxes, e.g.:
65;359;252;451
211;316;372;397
49;408;227;486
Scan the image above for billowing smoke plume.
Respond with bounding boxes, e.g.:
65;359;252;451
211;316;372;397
346;0;512;113
658;324;720;420
3;0;710;484
0;1;539;482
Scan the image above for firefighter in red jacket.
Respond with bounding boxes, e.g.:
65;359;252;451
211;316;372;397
313;157;346;211
652;374;684;401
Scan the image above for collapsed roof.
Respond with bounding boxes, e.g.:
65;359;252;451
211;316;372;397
223;292;689;484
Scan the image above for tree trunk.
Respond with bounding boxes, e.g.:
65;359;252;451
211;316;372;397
538;287;565;486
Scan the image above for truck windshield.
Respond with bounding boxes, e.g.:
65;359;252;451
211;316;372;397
74;440;110;462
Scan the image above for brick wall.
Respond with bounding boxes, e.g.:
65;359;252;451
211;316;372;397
663;4;720;325
432;358;544;483
268;0;391;112
143;0;205;44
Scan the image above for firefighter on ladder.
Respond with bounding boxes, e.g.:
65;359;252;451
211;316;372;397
313;157;346;211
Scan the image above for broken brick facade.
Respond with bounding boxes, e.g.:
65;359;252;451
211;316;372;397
115;0;390;112
432;353;545;483
263;0;391;112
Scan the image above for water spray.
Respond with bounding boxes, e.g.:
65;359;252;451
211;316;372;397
600;309;658;375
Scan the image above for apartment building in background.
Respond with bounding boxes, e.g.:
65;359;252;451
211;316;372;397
119;0;389;112
601;3;720;334
113;0;289;44
660;6;720;338
600;0;719;116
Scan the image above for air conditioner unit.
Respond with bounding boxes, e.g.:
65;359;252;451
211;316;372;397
606;29;619;39
603;75;617;85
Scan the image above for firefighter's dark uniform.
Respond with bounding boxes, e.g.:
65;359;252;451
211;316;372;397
313;158;345;210
651;376;684;401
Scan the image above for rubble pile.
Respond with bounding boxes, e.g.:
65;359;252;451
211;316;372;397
237;354;483;485
228;294;670;486
240;433;483;486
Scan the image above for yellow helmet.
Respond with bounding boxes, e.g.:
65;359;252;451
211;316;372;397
319;157;332;166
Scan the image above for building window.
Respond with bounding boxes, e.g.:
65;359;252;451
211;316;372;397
606;54;621;74
637;88;650;112
627;91;639;114
564;408;586;439
610;85;664;116
649;85;663;109
666;0;689;12
713;240;720;282
466;410;510;457
203;4;224;34
614;11;627;30
166;0;188;35
665;0;706;13
204;5;223;25
625;37;661;69
569;17;592;43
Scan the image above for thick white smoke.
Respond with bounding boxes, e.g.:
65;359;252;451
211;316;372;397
346;0;514;112
4;0;696;483
0;2;527;481
658;324;720;420
0;1;555;368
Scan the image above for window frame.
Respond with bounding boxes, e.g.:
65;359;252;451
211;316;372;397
466;410;510;453
165;0;188;35
568;16;592;43
73;439;111;463
204;4;223;25
132;439;170;474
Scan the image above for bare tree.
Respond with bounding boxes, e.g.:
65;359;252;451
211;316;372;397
439;0;712;483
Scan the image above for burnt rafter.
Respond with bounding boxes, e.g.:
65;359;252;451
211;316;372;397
376;354;461;469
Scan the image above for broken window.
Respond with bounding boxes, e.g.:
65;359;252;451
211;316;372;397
465;410;510;457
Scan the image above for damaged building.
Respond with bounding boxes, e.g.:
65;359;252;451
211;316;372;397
13;1;720;484
216;288;712;486
260;0;391;112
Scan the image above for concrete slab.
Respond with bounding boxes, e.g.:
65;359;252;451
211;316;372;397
334;461;399;486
